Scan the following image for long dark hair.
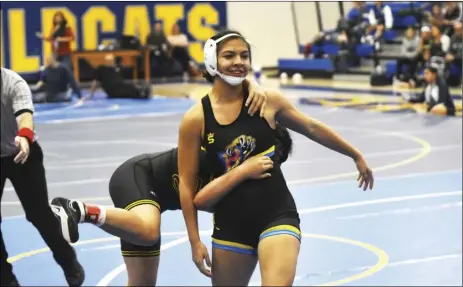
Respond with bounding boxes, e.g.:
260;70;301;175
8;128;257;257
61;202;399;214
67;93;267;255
274;123;293;164
52;12;68;39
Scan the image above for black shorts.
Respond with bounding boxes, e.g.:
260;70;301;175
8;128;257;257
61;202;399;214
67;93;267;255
109;154;171;258
211;216;301;256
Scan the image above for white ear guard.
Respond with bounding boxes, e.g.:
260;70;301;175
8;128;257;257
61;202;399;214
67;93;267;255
203;33;250;77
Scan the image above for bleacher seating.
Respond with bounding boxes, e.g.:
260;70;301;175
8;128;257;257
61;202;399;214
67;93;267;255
281;2;462;86
278;58;334;78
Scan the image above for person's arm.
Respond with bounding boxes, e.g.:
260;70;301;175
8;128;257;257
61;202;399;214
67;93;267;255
10;78;35;164
35;80;45;90
409;92;425;104
410;37;420;58
270;90;362;160
11;80;34;129
243;78;267;116
89;80;98;99
41;27;57;41
178;109;202;243
194;167;247;212
194;155;272;212
401;38;410;56
178;104;212;277
89;67;102;99
437;79;455;114
267;89;373;190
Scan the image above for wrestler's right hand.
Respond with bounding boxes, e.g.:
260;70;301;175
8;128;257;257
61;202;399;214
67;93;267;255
192;240;212;277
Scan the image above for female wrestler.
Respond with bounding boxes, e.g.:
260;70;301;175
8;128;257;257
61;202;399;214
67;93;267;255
177;30;374;286
51;125;292;286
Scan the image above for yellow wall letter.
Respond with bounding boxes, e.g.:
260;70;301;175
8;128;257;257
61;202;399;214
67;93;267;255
8;9;40;73
82;6;116;51
187;3;218;63
154;4;184;35
123;5;151;45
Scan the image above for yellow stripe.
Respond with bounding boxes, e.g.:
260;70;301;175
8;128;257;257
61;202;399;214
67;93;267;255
122;251;160;257
122;249;161;254
201;146;206;151
304;233;389;286
256;145;275;157
212;238;254;250
122;254;160;257
260;224;301;237
124;199;160;211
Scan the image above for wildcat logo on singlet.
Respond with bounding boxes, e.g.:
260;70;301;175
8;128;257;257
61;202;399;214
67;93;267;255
218;135;256;172
172;174;203;194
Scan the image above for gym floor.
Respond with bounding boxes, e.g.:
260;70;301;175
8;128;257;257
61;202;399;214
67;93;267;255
2;82;462;286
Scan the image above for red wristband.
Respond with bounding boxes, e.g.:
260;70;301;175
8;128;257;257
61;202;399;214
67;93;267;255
18;128;34;143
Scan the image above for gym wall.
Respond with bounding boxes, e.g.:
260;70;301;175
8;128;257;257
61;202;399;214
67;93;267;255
0;1;347;75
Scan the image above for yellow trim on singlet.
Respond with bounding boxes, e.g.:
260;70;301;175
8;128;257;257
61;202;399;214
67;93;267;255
255;145;275;157
201;146;206;151
124;199;160;211
121;250;161;257
260;224;301;237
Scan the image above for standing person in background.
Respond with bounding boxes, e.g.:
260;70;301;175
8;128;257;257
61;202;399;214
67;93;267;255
167;23;200;79
146;22;172;77
36;11;75;71
0;68;85;286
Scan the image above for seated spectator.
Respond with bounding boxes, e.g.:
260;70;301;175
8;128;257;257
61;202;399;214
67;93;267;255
425;4;445;27
417;26;434;68
363;1;393;68
89;54;150;100
407;63;455;116
146;22;172;77
363;1;394;47
303;2;370;60
442;2;463;36
31;54;81;103
430;24;450;57
347;1;370;43
303;18;353;59
446;22;463;64
446;22;462;84
396;27;420;81
167;23;199;78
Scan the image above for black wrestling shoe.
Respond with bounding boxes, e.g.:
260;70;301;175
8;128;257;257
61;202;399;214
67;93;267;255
62;259;85;287
50;197;84;243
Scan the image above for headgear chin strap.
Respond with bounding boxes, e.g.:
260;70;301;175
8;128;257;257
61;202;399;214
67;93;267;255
203;33;249;86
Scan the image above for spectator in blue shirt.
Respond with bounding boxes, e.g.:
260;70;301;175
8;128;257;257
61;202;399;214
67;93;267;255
32;54;82;103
